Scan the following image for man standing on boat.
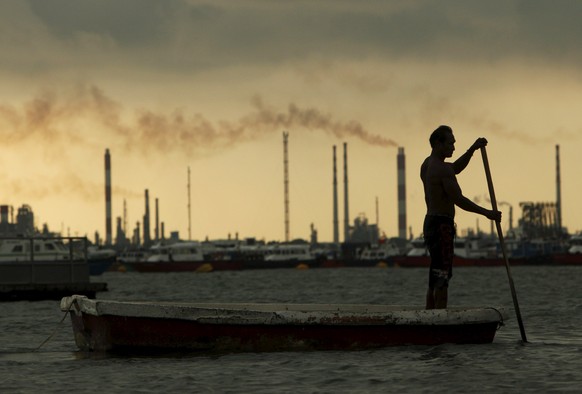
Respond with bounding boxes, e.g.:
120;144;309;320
421;125;501;309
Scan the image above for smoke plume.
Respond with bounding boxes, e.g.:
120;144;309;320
0;85;398;158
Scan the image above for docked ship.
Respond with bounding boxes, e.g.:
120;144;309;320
0;236;107;300
118;240;320;272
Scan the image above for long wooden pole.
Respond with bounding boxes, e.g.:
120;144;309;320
481;146;527;342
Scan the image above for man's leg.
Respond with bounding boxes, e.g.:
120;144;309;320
426;287;435;309
434;286;448;309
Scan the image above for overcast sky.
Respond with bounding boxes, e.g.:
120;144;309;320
1;0;581;242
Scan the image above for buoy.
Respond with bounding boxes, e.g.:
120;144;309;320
376;261;388;268
296;263;309;270
196;263;214;273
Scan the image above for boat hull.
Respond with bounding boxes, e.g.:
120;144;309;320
121;260;245;272
393;255;535;267
120;257;387;272
61;296;506;353
89;256;116;275
548;253;582;265
121;259;319;272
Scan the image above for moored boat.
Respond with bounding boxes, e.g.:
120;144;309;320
87;246;117;275
358;242;400;266
0;237;107;301
566;234;582;255
544;234;582;265
61;295;507;353
393;254;532;267
119;241;321;272
120;241;236;272
0;237;73;262
394;234;577;267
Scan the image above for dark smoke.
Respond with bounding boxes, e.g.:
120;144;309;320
0;85;398;157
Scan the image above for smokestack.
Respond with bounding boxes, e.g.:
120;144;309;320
143;189;151;245
115;217;123;244
134;221;141;246
397;147;407;239
104;149;112;245
123;199;127;235
556;145;562;231
155;198;159;241
0;205;10;224
376;196;379;226
343;142;350;242
283;131;290;242
332;145;339;244
187;166;192;241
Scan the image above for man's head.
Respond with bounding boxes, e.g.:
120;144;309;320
429;125;455;158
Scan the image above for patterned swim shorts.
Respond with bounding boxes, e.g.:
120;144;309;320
423;215;456;288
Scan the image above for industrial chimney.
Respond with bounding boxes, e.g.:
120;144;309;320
283;131;290;242
155;197;159;242
332;145;339;244
0;205;10;224
143;189;151;246
556;145;562;231
187;166;192;241
343;142;350;242
104;149;112;245
397;147;407;239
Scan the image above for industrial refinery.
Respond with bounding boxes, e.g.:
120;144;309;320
1;133;571;261
96;133;412;251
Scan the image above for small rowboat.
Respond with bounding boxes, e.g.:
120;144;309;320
60;295;507;353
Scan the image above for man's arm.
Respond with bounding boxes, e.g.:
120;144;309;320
452;137;488;174
456;195;499;220
442;168;501;221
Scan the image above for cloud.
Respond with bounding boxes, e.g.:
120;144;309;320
3;0;582;77
27;0;175;45
293;60;395;94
